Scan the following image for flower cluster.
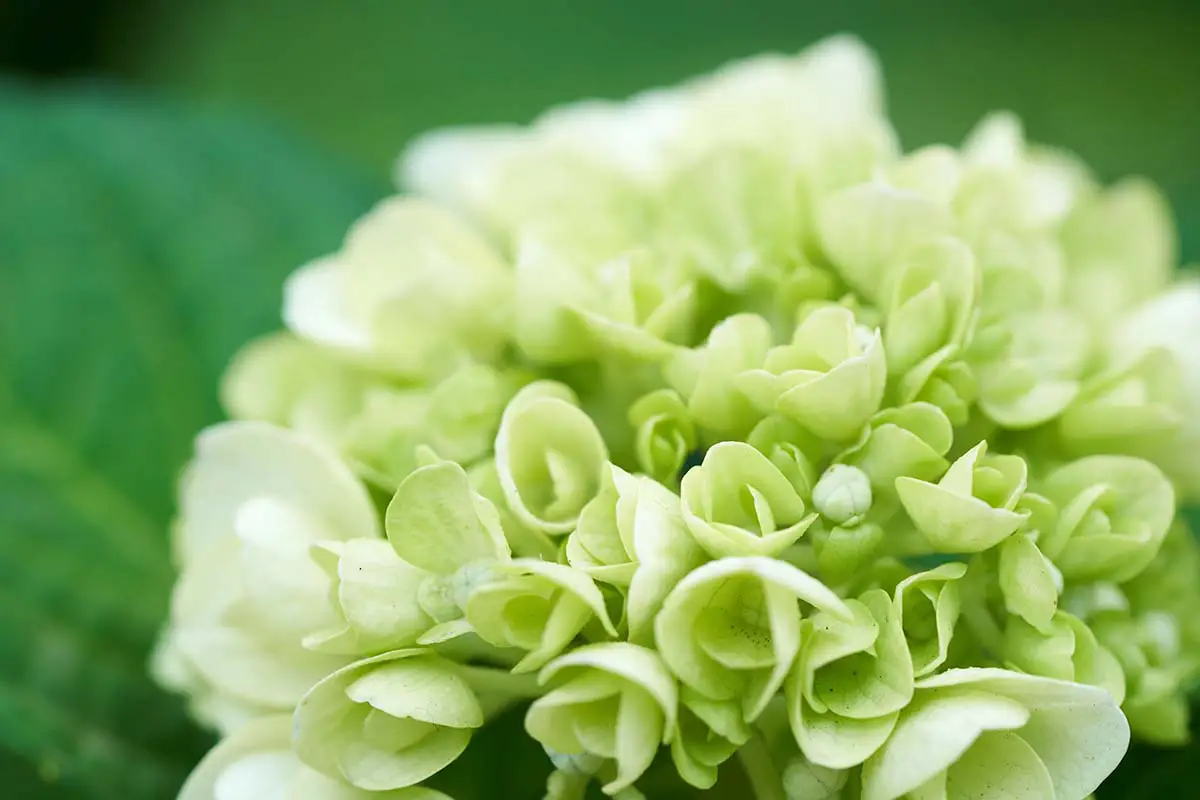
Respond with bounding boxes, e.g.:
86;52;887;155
157;36;1200;800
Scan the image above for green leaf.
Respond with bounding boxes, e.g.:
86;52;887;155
0;83;381;798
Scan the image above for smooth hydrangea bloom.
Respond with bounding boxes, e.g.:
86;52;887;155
160;34;1200;799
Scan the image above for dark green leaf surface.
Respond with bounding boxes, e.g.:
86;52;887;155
0;84;381;798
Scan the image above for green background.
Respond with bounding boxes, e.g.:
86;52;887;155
1;1;1197;797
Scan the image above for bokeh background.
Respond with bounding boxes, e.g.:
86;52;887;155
1;1;1197;798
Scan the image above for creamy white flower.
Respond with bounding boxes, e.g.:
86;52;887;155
156;422;381;731
1112;280;1200;497
284;197;511;378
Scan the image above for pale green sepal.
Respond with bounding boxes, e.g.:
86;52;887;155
465;559;617;673
815;522;885;586
973;310;1090;430
895;441;1028;553
417;619;474;646
1038;455;1174;582
838;403;953;497
294;649;481;791
1004;611;1126;704
815;179;952;301
660;147;802;291
789;697;899;771
569;465;705;643
782;755;849;800
528;643;677;794
665;313;772;438
467;460;559;560
178;715;453;800
894;562;967;678
998;533;1061;633
571;250;697;362
385;460;510;575
680;441;817;558
513;239;598;364
861;667;1129;800
746;415;822;500
1058;347;1183;449
669;698;742;790
494;382;609;533
304;539;435;656
883;236;978;378
737;305;887;442
627;389;697;484
655;557;850;722
788;590;913;768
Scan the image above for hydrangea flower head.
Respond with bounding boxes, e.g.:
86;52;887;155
157;35;1200;799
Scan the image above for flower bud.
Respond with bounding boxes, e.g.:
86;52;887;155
812;464;873;526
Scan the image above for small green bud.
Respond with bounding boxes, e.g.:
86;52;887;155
812;464;873;526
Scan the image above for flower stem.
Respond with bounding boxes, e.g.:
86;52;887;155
738;730;787;800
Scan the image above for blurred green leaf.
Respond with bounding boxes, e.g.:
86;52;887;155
0;84;381;798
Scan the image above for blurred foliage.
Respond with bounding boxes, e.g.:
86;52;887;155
0;84;381;798
132;0;1200;255
1;1;1199;797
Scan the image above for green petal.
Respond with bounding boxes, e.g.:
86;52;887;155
540;643;678;738
665;313;772;437
1039;455;1174;582
860;689;1030;800
883;237;978;378
816;180;952;301
628;389;696;483
913;668;1130;800
307;539;434;654
895;442;1028;553
790;694;899;770
385;460;510;575
840;403;953;495
495;382;609;533
337;726;472;791
680;441;815;558
656;557;849;716
660;147;801;291
998;533;1060;633
894;563;966;678
178;421;380;564
944;730;1054;800
345;658;484;729
606;687;667;793
507;559;619;637
624;477;707;644
294;649;431;780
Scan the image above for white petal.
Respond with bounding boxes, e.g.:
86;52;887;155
177;421;378;564
283;255;374;352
